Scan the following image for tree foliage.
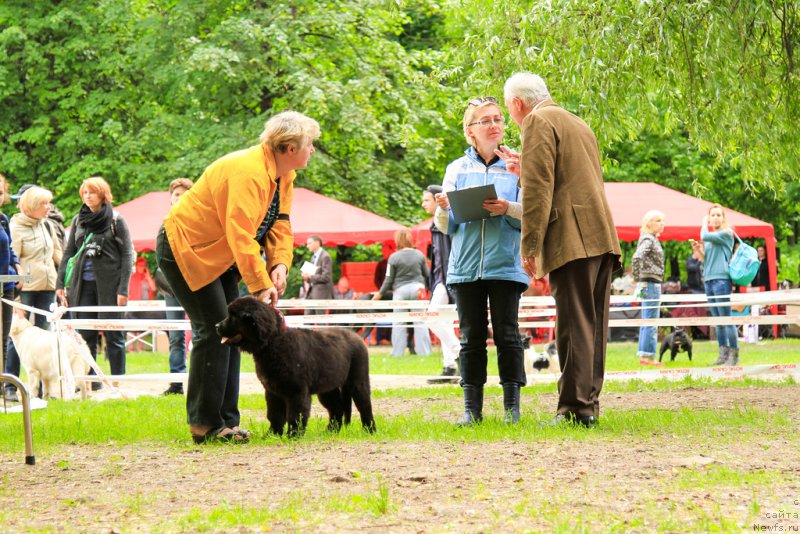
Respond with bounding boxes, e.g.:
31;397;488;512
0;0;458;222
1;0;799;237
445;0;800;189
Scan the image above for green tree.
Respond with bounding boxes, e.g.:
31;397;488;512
443;0;800;189
0;0;459;223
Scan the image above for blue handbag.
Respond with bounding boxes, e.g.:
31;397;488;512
728;231;760;286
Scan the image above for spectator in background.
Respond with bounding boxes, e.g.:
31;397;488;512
302;235;334;315
4;186;62;400
685;241;705;293
333;276;355;300
631;210;665;366
373;229;431;357
0;174;22;402
56;177;134;383
127;256;156;352
129;257;156;301
701;203;739;366
751;245;769;289
159;177;194;395
422;184;461;377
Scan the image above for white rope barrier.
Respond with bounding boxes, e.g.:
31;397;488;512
2;288;799;332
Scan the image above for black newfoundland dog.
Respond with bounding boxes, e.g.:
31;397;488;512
216;296;376;437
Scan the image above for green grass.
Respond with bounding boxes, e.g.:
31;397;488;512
0;380;794;453
19;337;800;379
367;338;800;375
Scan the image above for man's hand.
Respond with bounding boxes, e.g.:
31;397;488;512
270;264;288;296
483;198;509;216
521;255;537;278
434;192;450;210
117;294;128;307
56;288;68;307
495;146;520;176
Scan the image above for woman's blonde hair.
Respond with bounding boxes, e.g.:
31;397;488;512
79;176;113;205
639;210;665;235
394;229;414;250
18;186;53;217
462;98;502;147
259;111;321;154
708;203;731;231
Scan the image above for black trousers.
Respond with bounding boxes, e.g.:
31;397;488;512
451;279;526;387
549;254;615;418
156;228;241;429
76;281;127;375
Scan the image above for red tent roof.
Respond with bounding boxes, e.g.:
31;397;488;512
115;187;405;252
605;182;772;241
116;182;777;289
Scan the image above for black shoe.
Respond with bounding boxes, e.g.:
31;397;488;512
543;413;598;428
91;381;103;391
163;383;185;396
441;366;458;377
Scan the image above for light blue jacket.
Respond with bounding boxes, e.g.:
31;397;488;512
701;226;734;281
436;147;530;288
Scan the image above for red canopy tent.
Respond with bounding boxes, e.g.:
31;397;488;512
605;182;777;290
115;187;406;252
116;182;777;290
405;183;777;290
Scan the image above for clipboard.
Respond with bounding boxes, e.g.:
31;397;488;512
447;184;498;224
300;261;317;276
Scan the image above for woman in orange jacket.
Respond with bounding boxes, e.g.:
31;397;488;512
156;111;320;444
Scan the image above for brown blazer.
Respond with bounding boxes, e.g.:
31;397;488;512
519;101;621;277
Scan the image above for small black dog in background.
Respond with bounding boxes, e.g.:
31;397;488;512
659;328;693;362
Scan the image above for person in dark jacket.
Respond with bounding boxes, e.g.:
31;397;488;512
0;173;22;402
56;177;134;380
422;184;460;376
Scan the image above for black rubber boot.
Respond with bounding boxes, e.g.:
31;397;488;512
457;384;483;426
503;383;520;424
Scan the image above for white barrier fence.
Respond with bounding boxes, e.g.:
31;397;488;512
1;289;799;392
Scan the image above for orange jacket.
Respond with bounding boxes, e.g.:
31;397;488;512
163;144;295;292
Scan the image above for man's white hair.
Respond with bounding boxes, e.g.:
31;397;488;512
504;72;551;106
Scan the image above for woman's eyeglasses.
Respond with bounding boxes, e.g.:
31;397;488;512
468;117;505;128
468;96;498;106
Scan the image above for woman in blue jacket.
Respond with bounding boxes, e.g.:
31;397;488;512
434;97;529;424
701;203;739;366
0;174;22;402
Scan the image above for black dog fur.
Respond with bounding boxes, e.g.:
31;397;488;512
659;328;693;362
216;296;375;437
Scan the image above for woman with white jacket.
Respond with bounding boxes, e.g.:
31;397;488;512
4;185;62;399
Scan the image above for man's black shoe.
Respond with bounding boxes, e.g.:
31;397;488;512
441;366;458;377
163;383;185;396
543;413;598;428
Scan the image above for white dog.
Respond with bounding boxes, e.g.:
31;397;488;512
9;313;92;400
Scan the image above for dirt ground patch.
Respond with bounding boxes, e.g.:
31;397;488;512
1;385;799;532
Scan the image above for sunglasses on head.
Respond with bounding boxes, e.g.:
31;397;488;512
468;96;498;106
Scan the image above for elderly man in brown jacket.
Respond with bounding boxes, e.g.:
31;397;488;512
501;73;621;427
